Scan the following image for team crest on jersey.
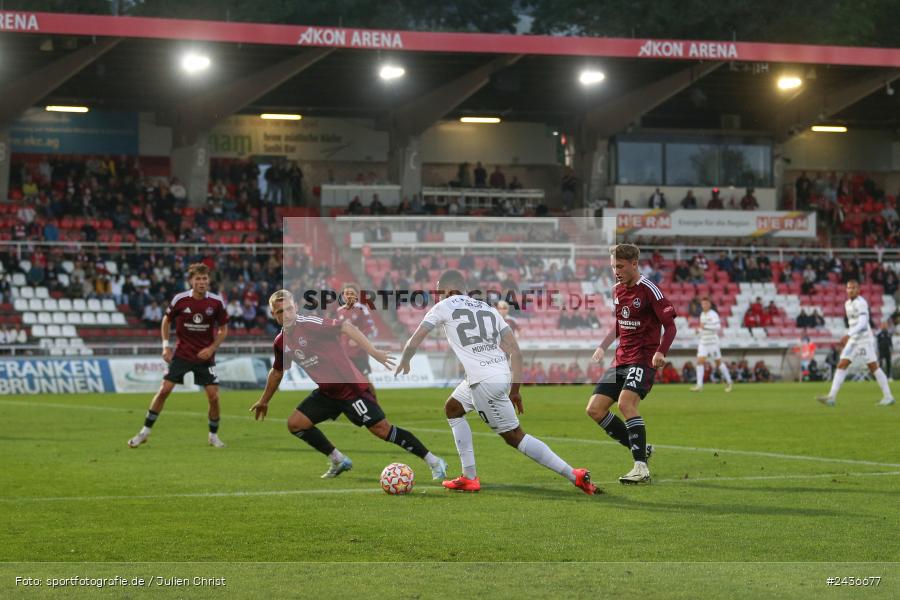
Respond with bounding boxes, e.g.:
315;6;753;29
205;306;215;316
632;298;642;308
293;349;306;361
192;313;203;324
297;337;308;347
621;306;631;318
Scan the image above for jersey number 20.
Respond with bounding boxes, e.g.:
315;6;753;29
452;309;498;347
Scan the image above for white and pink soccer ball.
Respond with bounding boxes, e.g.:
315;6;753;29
380;463;415;495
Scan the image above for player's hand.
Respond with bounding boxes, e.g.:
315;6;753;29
197;346;214;361
162;347;173;363
394;359;411;376
652;352;665;368
510;390;524;414
373;349;396;369
839;335;849;348
249;400;268;421
590;347;604;363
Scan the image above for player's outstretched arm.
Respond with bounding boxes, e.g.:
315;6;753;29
160;314;173;362
340;320;395;368
249;368;284;421
395;325;430;375
499;328;524;414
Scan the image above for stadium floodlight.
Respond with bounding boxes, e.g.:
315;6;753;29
181;52;211;74
777;75;802;90
460;117;501;124
379;64;405;80
811;125;847;133
260;113;302;120
45;105;89;113
579;69;606;86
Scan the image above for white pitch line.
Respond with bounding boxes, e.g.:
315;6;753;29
2;399;899;469
3;471;900;504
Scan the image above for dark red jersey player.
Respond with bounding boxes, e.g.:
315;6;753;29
334;283;377;375
127;263;230;449
249;290;447;481
586;244;677;485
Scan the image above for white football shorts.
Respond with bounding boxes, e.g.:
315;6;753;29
697;341;722;360
451;373;519;434
839;337;878;364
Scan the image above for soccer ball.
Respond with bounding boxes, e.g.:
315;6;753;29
380;463;415;495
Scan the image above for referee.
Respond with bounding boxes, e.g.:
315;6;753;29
877;321;894;378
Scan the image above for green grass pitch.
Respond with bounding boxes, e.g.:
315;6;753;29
1;382;898;599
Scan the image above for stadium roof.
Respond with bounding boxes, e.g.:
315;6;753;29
1;10;899;134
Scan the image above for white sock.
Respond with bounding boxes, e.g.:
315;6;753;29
874;368;894;398
828;368;847;399
328;448;346;463
719;363;733;385
448;417;476;479
696;364;705;388
139;426;151;436
516;433;575;482
424;452;440;467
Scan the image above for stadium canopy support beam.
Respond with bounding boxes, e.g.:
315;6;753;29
774;69;900;142
0;38;122;202
169;47;334;205
574;61;724;206
386;54;523;199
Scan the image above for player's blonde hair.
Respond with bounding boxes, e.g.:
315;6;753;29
187;263;209;279
268;289;295;309
609;243;640;262
496;300;509;310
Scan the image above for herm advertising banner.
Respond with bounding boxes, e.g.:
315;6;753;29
606;209;817;238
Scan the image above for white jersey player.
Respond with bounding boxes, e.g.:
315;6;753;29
818;280;894;406
395;269;597;495
690;297;733;392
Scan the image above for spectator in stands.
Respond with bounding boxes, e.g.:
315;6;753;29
680;190;697;209
682;361;696;383
473;162;487;188
877;321;893;378
660;361;681;383
648;188;666;209
884;268;899;296
754;360;772;382
369;194;386;215
489;166;506;189
765;300;779;321
8;325;27;346
688;260;705;284
795;172;812;209
796;309;813;329
707;188;724;209
508;176;522;190
448;198;461;215
287;162;304;205
348;196;363;215
842;259;862;284
226;298;243;327
170;177;187;203
241;298;258;329
812;309;825;328
457;162;472;188
458;249;475;271
693;252;709;271
797;336;816;381
141;300;163;328
688;296;702;318
674;261;691;283
735;360;752;382
639;261;662;285
740;188;759;210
